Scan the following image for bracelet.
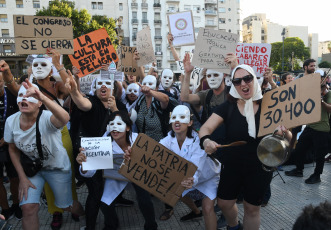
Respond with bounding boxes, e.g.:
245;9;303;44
57;67;65;73
199;135;211;150
5;78;14;85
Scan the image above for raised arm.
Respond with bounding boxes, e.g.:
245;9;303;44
167;33;180;61
0;60;20;95
263;67;277;89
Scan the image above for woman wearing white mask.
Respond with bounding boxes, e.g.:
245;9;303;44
199;65;291;230
76;111;158;230
4;81;84;230
159;69;181;100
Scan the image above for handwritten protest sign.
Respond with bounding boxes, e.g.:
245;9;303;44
167;11;195;46
258;74;321;137
136;27;155;66
69;28;119;78
192;28;239;74
14;15;73;54
79;74;99;95
119;134;197;207
236;43;271;77
81;137;113;171
117;46;138;75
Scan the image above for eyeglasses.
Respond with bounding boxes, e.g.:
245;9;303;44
232;75;253;86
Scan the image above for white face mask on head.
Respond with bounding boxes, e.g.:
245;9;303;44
206;69;223;89
142;75;157;90
126;83;140;97
161;69;174;89
17;84;39;104
257;76;264;86
96;79;112;90
225;76;232;87
32;58;52;80
169;105;191;124
107;116;127;133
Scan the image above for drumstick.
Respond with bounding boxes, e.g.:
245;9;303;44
217;141;247;148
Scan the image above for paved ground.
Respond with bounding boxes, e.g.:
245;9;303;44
3;161;331;230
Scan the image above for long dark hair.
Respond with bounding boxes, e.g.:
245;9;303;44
108;111;132;144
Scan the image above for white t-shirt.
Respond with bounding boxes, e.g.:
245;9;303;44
4;110;70;171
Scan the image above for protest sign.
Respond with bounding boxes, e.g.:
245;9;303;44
79;74;99;95
236;43;271;77
117;46;138;75
192;28;239;74
14;15;74;54
81;137;113;171
167;11;195;46
69;28;119;78
119;134;197;207
258;74;321;137
136;27;155;66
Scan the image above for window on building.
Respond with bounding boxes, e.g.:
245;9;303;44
0;0;6;7
228;8;231;11
155;44;161;52
168;6;175;12
193;5;200;11
132;11;137;19
193;16;201;23
219;18;225;24
184;5;190;11
261;36;264;40
194;28;199;33
33;0;40;8
170;51;174;60
170;63;177;71
219;0;225;3
119;3;123;10
261;29;265;33
229;29;231;33
91;2;97;9
0;14;8;23
142;12;147;20
218;7;226;13
154;12;160;20
155;28;161;36
237;19;240;24
154;0;160;4
228;18;231;22
207;19;214;25
1;29;9;36
16;0;23;8
157;60;162;68
98;2;103;10
3;45;11;53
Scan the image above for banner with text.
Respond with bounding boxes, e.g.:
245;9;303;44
79;74;100;95
236;43;271;77
119;134;197;207
117;46;138;76
69;28;119;78
167;11;195;46
14;15;74;54
258;74;321;137
192;28;239;74
136;26;155;66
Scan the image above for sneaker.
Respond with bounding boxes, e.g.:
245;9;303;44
285;168;303;177
76;180;85;189
11;204;22;220
226;221;243;230
1;208;14;221
217;214;227;229
51;212;63;230
305;174;321;184
115;196;134;207
180;211;203;221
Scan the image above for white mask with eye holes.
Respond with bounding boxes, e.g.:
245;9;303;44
169;105;191;124
257;76;264;86
206;69;223;89
161;69;174;89
107;116;127;133
225;76;232;87
142;75;157;90
17;84;39;104
126;83;140;97
96;79;112;90
32;58;52;80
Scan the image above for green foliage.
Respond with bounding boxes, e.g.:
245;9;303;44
36;0;118;67
318;61;331;68
270;37;310;72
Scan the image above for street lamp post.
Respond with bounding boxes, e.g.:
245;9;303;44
281;28;285;72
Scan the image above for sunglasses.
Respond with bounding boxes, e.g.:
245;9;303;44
232;75;254;86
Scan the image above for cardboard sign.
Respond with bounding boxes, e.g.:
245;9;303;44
14;15;74;54
192;28;239;74
79;74;99;95
258;74;321;137
236;43;271;77
167;11;195;46
119;134;197;207
136;27;155;66
117;46;138;75
69;28;119;78
81;137;113;171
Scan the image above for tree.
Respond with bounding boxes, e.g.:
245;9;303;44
270;37;310;72
318;61;331;68
36;0;118;67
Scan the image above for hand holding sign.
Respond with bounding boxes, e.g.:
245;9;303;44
224;53;238;70
107;95;118;112
76;149;87;173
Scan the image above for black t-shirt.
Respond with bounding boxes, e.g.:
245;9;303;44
0;88;18;139
80;95;126;137
213;101;263;163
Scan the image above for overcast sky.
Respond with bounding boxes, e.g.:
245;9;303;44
240;0;331;42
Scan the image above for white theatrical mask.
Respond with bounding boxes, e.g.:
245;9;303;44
142;75;157;90
169;105;190;124
107;116;127;133
126;83;140;97
161;69;174;89
96;79;112;90
257;76;264;86
17;84;39;104
225;76;232;87
32;58;53;80
206;69;223;89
